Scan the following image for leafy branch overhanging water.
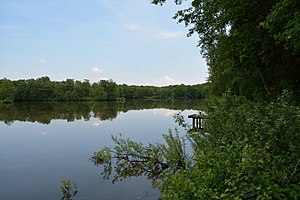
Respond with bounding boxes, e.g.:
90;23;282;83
92;92;300;199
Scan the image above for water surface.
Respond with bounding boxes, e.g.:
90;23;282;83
0;100;203;200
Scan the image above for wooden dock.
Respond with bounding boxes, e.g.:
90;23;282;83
188;113;204;129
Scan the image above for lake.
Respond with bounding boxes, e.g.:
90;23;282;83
0;100;203;200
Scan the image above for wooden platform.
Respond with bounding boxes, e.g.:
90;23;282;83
188;113;203;129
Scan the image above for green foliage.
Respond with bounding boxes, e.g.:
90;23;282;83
98;79;119;101
60;180;78;200
158;93;300;199
160;139;298;200
152;0;300;99
262;0;300;53
0;79;16;102
0;77;207;101
92;93;300;199
92;129;188;183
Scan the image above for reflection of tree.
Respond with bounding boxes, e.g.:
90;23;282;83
93;102;120;121
0;100;205;125
91;130;188;184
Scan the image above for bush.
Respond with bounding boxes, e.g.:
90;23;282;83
93;92;300;199
158;93;300;199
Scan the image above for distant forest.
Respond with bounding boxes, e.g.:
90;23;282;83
0;77;209;102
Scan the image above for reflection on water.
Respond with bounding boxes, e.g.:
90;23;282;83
0;100;204;125
0;100;204;200
91;130;187;187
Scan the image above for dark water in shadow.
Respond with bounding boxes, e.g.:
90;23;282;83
0;100;204;200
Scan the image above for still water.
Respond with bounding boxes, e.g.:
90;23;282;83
0;100;203;200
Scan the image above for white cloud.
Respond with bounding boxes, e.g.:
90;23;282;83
159;31;183;39
91;67;102;74
149;75;176;86
123;24;139;31
163;75;176;83
39;59;48;64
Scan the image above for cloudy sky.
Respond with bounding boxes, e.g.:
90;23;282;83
0;0;208;86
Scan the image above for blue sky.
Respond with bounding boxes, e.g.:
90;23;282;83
0;0;208;86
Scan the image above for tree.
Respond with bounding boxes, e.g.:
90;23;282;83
14;80;28;101
262;0;300;54
61;79;75;100
22;77;54;100
0;79;16;102
91;82;107;100
152;0;300;99
74;80;92;100
35;76;54;100
1;77;208;101
98;79;119;101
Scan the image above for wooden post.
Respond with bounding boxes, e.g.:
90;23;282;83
188;113;203;129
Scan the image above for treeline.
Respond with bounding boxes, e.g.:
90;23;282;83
158;0;300;100
0;77;209;102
